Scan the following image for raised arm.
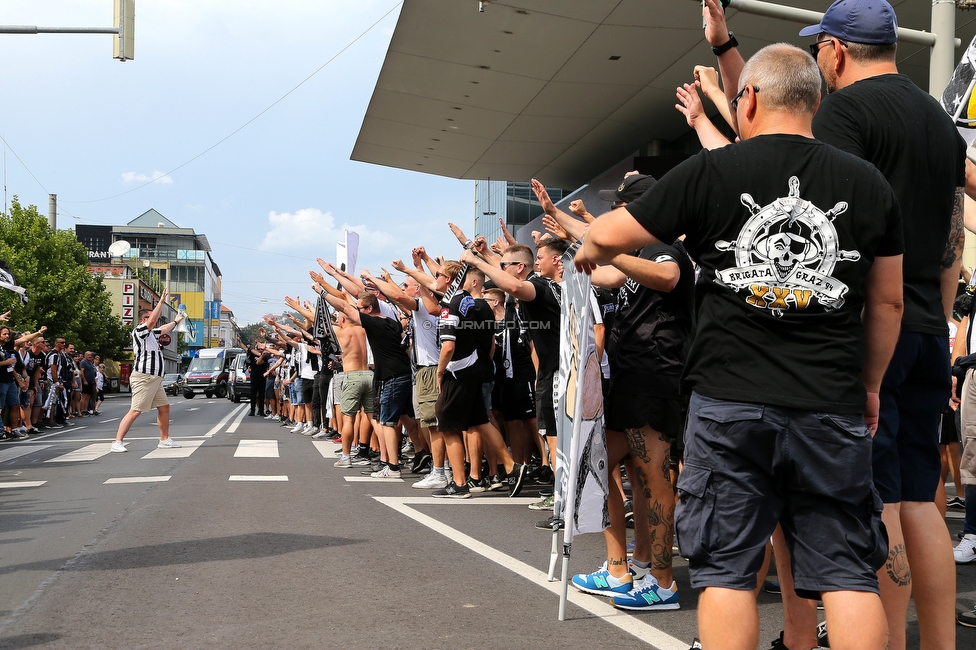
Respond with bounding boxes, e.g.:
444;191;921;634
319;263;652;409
577;208;661;272
318;258;365;296
704;0;745;118
323;291;361;326
531;179;586;241
610;254;680;292
676;82;732;150
14;325;47;346
284;295;314;322
460;249;537;301
392;258;438;293
362;268;418;313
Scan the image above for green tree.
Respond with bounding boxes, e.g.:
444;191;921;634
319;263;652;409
0;198;129;357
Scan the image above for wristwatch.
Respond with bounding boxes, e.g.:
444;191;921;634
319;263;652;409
712;32;738;56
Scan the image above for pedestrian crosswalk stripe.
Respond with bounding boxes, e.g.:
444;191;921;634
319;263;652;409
228;475;288;481
0;445;51;463
104;476;172;484
45;442;114;463
311;441;342;458
225;408;248;433
233;440;279;458
140;440;206;459
0;481;47;488
343;476;404;483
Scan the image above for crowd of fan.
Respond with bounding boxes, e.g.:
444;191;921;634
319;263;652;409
0;315;105;441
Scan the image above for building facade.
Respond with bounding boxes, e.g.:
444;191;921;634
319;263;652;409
473;180;565;244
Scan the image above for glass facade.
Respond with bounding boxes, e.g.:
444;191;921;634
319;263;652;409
474;180;564;244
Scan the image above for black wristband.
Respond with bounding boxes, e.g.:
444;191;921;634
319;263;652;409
711;32;738;56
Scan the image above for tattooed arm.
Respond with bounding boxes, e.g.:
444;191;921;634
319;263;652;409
941;187;966;321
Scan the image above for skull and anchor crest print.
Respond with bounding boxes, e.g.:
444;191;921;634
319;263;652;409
714;176;860;317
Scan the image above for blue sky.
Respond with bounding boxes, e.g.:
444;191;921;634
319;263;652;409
0;1;472;325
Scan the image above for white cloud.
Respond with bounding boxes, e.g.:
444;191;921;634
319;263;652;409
121;170;173;185
259;207;394;255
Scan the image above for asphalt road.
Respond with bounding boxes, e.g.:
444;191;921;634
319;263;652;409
0;395;974;649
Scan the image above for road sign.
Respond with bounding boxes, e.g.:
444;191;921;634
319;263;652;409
159;333;172;346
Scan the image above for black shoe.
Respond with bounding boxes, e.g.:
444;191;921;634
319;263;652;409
537;464;554;484
623;498;634;521
816;620;829;647
947;496;966;510
467;476;490;493
768;632;788;649
410;450;432;474
525;463;542;482
763;580;781;595
247;412;255;416
535;515;564;530
432;481;471;499
507;463;528;497
959;607;976;628
688;641;703;650
368;450;381;462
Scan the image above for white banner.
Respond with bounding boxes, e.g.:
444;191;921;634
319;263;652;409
555;244;609;542
941;34;976;149
336;229;360;276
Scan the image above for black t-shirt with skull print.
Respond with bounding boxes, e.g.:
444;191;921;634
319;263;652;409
625;133;903;413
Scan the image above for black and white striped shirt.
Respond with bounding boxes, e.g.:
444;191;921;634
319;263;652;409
132;323;164;376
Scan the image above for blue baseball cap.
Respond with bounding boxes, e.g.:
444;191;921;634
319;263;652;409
799;0;898;45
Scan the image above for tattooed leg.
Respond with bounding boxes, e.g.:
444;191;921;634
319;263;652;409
627;424;676;586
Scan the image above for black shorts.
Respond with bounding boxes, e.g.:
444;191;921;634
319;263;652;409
939;405;961;445
874;332;951;503
604;381;686;442
436;374;489;432
301;379;314;405
535;372;556;436
494;377;536;422
677;392;887;597
371;374;381;421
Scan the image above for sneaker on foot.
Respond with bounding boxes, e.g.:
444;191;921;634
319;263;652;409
303;425;319;437
688;641;703;650
467;476;490;493
312;429;330;439
536;515;564;530
351;455;373;466
959;606;976;628
290;422;304;433
947;496;966;510
571;561;633;595
13;429;29;439
432;481;471;499
412;473;448;489
954;533;976;564
763;580;782;594
528;495;555;511
506;462;528;497
409;450;432;474
157;438;182;449
110;440;127;453
334;456;352;468
628;559;649;581
610;574;680;610
487;474;504;491
370;466;401;479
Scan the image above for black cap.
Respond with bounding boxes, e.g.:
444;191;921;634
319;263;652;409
598;174;656;203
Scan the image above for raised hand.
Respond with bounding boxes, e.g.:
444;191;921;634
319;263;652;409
530;178;556;215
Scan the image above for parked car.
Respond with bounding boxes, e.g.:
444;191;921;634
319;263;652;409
162;373;182;396
227;353;251;403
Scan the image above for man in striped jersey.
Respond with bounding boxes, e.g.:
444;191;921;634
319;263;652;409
111;290;185;453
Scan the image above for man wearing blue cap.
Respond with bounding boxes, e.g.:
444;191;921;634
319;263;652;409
701;1;965;647
800;3;965;649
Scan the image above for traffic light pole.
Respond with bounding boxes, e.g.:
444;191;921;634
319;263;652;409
0;0;133;61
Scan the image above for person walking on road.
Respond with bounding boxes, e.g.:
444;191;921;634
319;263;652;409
111;290;186;453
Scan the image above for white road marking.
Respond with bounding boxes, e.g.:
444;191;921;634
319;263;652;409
44;442;114;463
186;408;200;411
311;441;342;458
0;481;47;488
104;476;172;484
228;475;288;481
100;418;119;423
225;408;249;433
343;476;404;483
374;496;689;650
0;445;51;463
31;426;88;441
140;440;206;459
233;440;279;458
204;404;247;437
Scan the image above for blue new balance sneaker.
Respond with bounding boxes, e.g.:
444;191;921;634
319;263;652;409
571;561;633;595
611;574;680;611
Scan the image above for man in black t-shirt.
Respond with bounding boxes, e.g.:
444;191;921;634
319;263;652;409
246;342;271;417
578;44;901;650
796;3;966;644
431;261;527;499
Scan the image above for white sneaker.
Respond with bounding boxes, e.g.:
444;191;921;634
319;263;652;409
412;473;448;489
303;425;319;437
954;533;976;564
110;440;127;453
370;466;401;479
290;422;304;433
157;438;182;449
334;456;352;468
